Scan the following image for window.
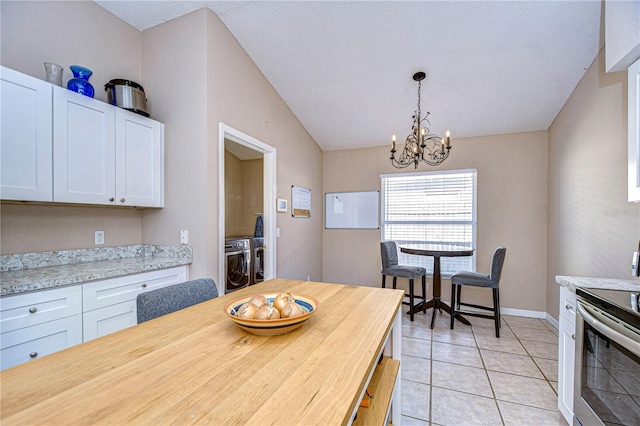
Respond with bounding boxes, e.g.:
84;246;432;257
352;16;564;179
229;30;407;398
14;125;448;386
381;169;477;276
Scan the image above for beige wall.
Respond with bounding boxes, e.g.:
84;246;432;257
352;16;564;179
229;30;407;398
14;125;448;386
323;131;549;312
0;204;142;253
0;1;144;254
224;151;264;237
0;4;323;285
547;49;639;320
240;159;264;236
140;9;323;281
202;10;323;281
5;2;632;320
140;10;210;278
0;1;141;105
225;151;244;236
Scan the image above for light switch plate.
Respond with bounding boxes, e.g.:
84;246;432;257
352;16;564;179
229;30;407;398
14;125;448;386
180;230;188;245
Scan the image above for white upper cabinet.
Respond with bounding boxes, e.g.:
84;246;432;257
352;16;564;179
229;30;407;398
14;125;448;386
0;66;53;202
53;87;163;207
0;67;164;207
629;58;640;202
53;86;116;205
115;108;164;207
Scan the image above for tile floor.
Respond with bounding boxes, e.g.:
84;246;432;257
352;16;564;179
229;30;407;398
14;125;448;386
400;309;567;426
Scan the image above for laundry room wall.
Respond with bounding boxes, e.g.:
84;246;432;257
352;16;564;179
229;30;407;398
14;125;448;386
224;150;264;237
225;150;244;237
241;159;264;236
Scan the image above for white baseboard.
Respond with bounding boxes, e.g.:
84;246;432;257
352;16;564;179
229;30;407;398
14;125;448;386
500;307;546;319
545;313;559;329
498;308;559;329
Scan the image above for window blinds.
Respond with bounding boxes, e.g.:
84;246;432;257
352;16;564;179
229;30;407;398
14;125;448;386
381;170;477;275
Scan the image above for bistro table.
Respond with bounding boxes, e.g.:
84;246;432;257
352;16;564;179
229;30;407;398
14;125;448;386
1;279;404;426
400;245;475;328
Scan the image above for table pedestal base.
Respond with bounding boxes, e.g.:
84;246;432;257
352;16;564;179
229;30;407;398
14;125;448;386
408;298;471;329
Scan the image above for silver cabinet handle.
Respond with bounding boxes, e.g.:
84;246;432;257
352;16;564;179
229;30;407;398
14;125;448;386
571;334;575;340
29;352;38;358
120;198;125;203
109;197;115;202
141;283;147;288
28;307;37;313
565;302;574;311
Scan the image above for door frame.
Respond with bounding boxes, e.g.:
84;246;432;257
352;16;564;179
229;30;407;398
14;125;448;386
218;123;276;294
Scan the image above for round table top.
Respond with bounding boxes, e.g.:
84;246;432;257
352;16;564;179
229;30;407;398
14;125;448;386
400;246;475;257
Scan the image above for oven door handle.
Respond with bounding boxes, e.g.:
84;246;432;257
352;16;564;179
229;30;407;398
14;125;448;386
577;301;640;357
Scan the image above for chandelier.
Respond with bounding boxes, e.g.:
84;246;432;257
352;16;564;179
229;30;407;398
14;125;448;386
390;71;451;169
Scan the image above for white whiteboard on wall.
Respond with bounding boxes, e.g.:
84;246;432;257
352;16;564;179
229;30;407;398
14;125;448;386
325;191;379;229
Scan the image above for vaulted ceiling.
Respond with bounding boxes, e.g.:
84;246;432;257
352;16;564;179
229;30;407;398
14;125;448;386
95;1;602;151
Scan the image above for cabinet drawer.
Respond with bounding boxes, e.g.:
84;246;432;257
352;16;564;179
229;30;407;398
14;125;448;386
0;314;82;370
559;287;577;325
83;266;187;311
83;300;137;342
0;286;82;333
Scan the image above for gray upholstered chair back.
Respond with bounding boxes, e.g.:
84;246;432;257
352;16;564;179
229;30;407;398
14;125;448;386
380;241;399;270
136;278;218;323
490;247;507;285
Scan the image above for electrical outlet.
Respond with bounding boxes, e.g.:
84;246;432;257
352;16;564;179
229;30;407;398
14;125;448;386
95;231;104;245
633;251;639;277
180;230;188;245
276;228;281;238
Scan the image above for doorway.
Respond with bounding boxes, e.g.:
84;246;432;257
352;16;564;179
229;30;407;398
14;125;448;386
218;123;276;294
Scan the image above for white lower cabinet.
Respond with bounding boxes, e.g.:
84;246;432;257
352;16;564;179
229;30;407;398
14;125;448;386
0;315;82;370
82;300;137;341
0;285;83;370
82;266;187;341
558;287;577;424
0;266;188;369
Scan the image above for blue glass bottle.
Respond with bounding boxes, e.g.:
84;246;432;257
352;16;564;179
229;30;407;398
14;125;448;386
67;65;94;98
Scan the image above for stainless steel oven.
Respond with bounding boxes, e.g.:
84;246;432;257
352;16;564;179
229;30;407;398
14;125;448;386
574;288;640;426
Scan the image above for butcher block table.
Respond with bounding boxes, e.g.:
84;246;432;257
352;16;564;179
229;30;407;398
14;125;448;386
1;279;404;425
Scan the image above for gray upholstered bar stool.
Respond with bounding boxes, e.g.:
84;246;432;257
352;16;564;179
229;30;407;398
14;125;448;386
380;241;427;321
137;278;218;323
450;247;506;337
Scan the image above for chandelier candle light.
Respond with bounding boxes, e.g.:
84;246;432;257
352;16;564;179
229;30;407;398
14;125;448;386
390;71;451;169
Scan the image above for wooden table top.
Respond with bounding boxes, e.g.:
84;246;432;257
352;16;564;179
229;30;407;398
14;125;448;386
401;245;474;257
1;279;404;425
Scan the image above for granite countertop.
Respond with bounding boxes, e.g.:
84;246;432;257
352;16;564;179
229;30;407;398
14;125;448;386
1;245;192;297
556;275;640;292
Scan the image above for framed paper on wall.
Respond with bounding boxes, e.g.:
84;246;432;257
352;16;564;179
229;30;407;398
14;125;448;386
291;186;311;217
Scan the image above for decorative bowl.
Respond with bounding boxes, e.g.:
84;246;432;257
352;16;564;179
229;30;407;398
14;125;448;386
224;292;318;336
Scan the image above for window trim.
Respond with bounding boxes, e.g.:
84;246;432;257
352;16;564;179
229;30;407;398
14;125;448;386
380;168;477;277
